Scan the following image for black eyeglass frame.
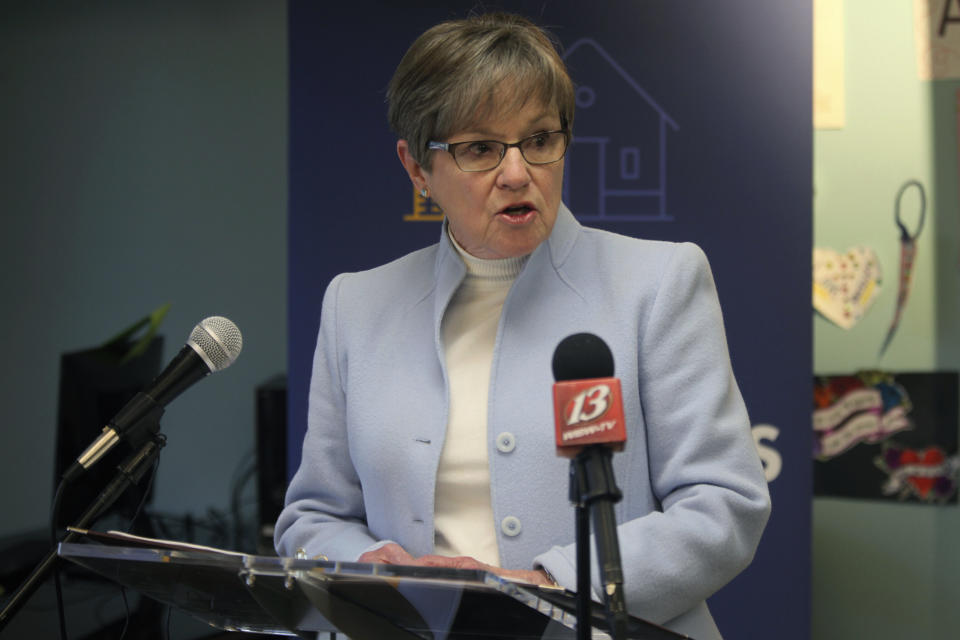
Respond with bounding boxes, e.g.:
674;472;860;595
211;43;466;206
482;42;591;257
426;130;571;172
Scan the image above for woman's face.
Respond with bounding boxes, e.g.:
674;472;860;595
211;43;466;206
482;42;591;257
399;100;565;260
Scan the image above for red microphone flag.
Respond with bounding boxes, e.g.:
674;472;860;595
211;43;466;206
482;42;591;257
552;377;627;458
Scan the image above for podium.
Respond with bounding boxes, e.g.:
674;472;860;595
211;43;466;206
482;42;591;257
57;542;687;639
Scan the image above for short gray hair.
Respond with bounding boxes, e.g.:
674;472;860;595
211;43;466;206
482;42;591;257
388;12;575;171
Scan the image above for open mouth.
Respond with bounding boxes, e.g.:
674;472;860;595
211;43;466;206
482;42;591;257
499;204;535;219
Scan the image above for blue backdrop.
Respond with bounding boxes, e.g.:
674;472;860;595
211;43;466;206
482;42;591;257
288;2;811;637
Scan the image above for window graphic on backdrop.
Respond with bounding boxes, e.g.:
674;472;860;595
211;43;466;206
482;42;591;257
562;39;679;222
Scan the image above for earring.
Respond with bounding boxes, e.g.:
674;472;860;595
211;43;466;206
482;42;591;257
420;188;429;198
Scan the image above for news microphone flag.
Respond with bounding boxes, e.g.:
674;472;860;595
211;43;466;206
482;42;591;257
553;377;626;457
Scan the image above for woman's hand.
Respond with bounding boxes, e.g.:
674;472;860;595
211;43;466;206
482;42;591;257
357;546;555;587
416;554;555;587
358;542;418;565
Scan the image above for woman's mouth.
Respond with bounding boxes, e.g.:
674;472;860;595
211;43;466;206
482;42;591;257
498;204;536;224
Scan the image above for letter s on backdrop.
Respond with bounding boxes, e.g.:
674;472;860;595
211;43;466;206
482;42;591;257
752;424;782;483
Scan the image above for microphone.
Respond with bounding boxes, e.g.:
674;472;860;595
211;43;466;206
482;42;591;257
551;332;628;640
552;333;626;457
62;316;243;483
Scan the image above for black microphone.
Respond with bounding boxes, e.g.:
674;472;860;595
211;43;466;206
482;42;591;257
552;333;628;640
552;332;614;381
62;316;243;483
552;333;625;457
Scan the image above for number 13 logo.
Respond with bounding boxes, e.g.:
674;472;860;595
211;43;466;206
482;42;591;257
565;384;611;425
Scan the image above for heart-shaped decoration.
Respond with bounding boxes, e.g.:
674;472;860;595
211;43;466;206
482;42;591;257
876;443;958;502
813;246;882;329
901;447;946;499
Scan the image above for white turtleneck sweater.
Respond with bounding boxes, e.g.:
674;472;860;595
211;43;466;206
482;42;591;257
434;230;527;565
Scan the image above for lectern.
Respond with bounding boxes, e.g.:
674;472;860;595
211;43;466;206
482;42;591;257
58;542;687;639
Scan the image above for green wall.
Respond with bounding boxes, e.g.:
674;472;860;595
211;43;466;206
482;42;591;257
813;1;960;637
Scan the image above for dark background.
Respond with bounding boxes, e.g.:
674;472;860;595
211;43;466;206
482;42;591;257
288;2;812;638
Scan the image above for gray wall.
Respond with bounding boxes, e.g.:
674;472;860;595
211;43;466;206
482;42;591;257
0;1;287;540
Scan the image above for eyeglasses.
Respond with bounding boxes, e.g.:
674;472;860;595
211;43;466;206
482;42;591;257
427;130;570;172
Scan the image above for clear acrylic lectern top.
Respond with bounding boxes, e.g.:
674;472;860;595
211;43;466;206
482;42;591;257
58;541;686;639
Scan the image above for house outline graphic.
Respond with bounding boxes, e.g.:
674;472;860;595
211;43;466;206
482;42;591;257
562;38;680;222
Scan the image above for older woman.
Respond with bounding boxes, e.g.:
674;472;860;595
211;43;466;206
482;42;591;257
275;12;770;639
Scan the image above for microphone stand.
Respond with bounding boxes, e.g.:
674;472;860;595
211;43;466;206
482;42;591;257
569;463;592;640
570;445;628;640
0;433;166;633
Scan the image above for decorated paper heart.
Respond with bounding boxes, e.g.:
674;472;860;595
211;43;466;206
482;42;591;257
895;447;946;499
813;246;882;329
909;448;945;498
876;443;959;503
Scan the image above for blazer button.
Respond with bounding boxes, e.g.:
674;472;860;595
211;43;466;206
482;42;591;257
496;432;516;453
501;516;522;537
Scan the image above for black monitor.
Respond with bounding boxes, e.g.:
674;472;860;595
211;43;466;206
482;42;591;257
53;336;165;530
255;374;287;554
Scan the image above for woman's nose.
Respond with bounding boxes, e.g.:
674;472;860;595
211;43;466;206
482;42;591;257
496;147;532;189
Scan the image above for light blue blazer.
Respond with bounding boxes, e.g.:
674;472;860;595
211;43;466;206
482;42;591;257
276;204;771;638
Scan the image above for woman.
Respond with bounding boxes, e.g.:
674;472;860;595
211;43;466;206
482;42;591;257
276;12;770;639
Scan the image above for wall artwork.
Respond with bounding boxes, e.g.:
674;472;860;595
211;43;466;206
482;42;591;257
813;246;882;329
813;371;959;504
914;0;960;80
813;0;845;129
879;181;927;357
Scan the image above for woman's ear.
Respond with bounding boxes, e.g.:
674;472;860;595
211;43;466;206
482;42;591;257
397;140;428;193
